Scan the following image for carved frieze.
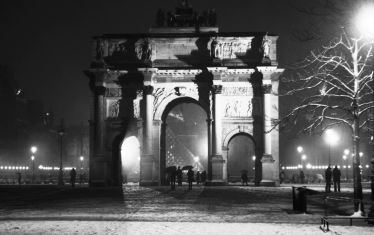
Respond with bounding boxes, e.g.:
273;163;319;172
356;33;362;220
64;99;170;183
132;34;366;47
223;97;252;117
135;39;152;61
107;99;120;118
211;37;253;59
133;99;141;119
222;87;252;96
105;88;122;97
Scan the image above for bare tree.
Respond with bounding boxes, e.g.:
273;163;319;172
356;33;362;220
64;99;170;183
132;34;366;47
282;30;374;214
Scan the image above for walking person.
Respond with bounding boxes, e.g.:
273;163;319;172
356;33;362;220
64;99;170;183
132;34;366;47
279;171;285;184
325;166;332;193
241;171;248;186
187;168;194;190
170;169;176;190
299;170;305;184
176;166;183;186
70;168;77;188
196;171;201;185
332;165;341;192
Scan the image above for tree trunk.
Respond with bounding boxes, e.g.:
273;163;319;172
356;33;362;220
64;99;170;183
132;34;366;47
353;113;364;214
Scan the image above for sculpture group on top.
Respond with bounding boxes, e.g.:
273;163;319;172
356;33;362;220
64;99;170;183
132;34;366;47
155;0;217;28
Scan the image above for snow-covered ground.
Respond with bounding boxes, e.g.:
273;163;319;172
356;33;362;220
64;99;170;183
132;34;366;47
0;184;373;234
1;221;374;235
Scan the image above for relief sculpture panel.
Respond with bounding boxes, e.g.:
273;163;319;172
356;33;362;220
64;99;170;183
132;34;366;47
223;97;252;118
211;37;253;59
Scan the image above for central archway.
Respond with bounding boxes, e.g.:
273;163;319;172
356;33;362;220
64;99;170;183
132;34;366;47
160;97;208;185
227;133;255;183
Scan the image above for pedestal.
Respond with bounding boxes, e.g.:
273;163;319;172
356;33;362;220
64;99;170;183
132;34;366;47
261;154;278;186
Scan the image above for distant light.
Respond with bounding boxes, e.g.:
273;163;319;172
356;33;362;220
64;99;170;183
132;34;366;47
0;166;3;169
301;154;307;160
343;165;346;168
344;149;350;155
30;146;37;154
26;166;29;170
297;146;303;153
194;156;199;162
306;163;312;169
342;155;347;160
348;165;351;169
16;89;22;95
46;112;50;116
252;156;256;161
366;165;369;168
325;129;339;146
80;156;84;161
359;152;363;157
31;155;35;161
355;4;374;38
281;166;285;170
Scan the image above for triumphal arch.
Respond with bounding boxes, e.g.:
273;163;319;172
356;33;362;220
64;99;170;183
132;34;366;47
85;3;283;187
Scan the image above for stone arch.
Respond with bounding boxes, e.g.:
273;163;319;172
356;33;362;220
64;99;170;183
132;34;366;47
225;131;256;183
223;127;255;149
153;86;200;121
159;96;209;185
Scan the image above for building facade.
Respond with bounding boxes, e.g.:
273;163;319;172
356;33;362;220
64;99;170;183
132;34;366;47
85;6;283;187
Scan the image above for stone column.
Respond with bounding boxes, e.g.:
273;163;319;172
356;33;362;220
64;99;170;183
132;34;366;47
140;85;155;185
261;84;277;186
94;86;106;154
211;85;225;183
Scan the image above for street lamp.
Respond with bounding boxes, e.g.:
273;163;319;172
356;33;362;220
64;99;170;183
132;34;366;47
31;155;35;183
343;155;348;181
57;119;65;186
80;156;84;170
297;146;303;153
355;4;374;218
30;146;37;154
324;129;339;166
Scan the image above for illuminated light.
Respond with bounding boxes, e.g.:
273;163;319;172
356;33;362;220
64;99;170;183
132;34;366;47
348;165;351;169
281;166;285;170
30;146;37;154
355;4;374;37
252;156;256;161
324;129;340;146
337;165;340;169
342;155;347;160
301;154;307;160
26;167;29;170
16;166;19;170
5;166;8;170
359;165;362;168
366;165;369;168
359;152;363;157
343;165;346;168
306;163;312;169
0;166;3;169
12;166;15;170
194;156;199;162
31;155;35;161
297;146;303;153
80;156;84;161
344;149;350;155
38;165;43;170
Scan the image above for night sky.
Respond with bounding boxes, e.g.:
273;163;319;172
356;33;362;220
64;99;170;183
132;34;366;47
0;0;310;125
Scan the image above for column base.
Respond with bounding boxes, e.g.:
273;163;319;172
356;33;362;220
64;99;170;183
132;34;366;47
261;154;279;187
212;155;225;181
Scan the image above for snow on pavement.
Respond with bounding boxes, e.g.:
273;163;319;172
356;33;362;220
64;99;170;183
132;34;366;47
1;221;374;235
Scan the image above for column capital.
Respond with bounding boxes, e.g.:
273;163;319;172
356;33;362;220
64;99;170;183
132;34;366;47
212;85;223;94
143;85;154;95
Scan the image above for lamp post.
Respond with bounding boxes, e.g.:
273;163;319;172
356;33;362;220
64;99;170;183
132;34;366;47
31;155;35;183
301;154;307;168
324;129;339;166
57;119;65;186
343;155;348;181
30;146;37;183
356;4;374;218
80;156;84;170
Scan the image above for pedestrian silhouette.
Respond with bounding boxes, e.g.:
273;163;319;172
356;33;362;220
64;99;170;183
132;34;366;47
325;166;332;193
70;168;77;188
332;165;341;192
16;172;22;185
299;170;305;184
241;171;248;186
196;171;201;185
279;171;285;184
170;169;176;190
176;166;183;186
187;168;194;190
201;171;207;185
